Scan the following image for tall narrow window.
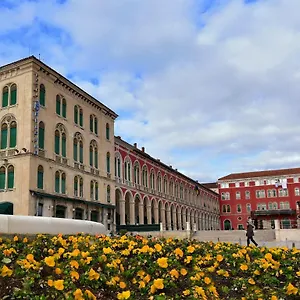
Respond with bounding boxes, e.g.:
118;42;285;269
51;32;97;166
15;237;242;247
55;171;60;193
107;185;111;203
10;84;17;105
106;152;110;173
89;145;93;166
37;165;44;189
79;108;83;127
74;176;78;197
9;121;17;148
55;130;60;154
90;115;93;132
73;138;78;161
1;123;8;149
90;181;94;200
56;95;61;115
7;165;14;189
94;148;98;168
39;84;45;106
79;141;83;163
0;166;5;189
61;173;66;194
94;117;98;135
79;177;83;197
95;182;99;200
38;122;45;149
106;123;110;140
62;98;67;118
62;133;66;157
90;140;98;168
74;106;78;124
2;86;8;108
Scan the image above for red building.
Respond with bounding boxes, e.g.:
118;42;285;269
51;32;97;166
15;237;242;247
218;168;300;230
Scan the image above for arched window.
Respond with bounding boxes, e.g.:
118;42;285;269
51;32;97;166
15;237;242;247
0;166;5;190
7;165;14;189
54;124;67;157
74;175;83;198
1;115;17;149
142;166;148;187
106;152;110;173
90;115;98;134
89;140;98;168
39;84;45;106
134;162;140;184
56;95;67;118
38;121;45;149
106;123;110;140
107;185;111;203
73;132;83;163
90;180;99;201
157;173;162;192
150;171;155;189
124;158;131;181
74;105;83;126
224;220;231;230
37;165;44;189
115;153;122;178
163;176;168;193
79;108;83;127
55;170;66;194
74;105;78;124
2;84;17;108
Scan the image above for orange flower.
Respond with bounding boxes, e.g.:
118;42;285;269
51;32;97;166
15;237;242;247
44;256;55;267
117;291;131;300
1;265;13;277
55;268;62;275
74;289;84;300
88;268;100;280
248;278;255;285
70;270;80;281
47;279;53;287
53;279;64;291
13;236;18;242
240;264;248;271
119;281;127;289
204;277;211;285
70;260;79;269
154;244;162;252
180;268;188;276
170;269;179;279
26;254;34;262
216;254;223;262
85;290;97;300
174;248;184;258
153;278;164;289
157;257;168;268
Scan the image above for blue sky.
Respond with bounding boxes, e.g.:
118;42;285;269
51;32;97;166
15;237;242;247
1;0;300;182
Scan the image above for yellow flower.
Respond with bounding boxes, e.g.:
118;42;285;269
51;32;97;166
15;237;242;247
174;248;184;257
53;279;64;291
265;253;273;261
48;249;54;255
154;244;162;252
240;264;248;271
47;279;53;287
183;289;190;296
26;254;34;262
248;278;255;285
70;260;79;269
119;281;127;289
88;268;100;280
184;256;192;264
187;245;195;253
1;265;13;277
71;249;80;257
103;247;114;254
23;237;28;243
216;254;223;262
86;257;93;264
139;281;145;288
55;268;62;275
44;256;55;267
271;296;278;300
153;278;164;290
286;283;298;295
117;290;131;300
13;236;18;242
143;274;151;283
296;271;300;276
58;248;65;256
170;269;179;279
204;277;211;285
74;289;84;300
85;290;97;300
70;270;80;280
254;270;260;275
157;257;168;268
180;268;188;276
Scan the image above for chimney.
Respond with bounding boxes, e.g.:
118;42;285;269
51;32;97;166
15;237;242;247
169;165;172;168
142;147;145;152
133;143;137;148
157;159;160;162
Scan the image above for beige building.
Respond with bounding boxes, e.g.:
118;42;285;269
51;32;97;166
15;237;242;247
0;56;220;232
0;56;117;231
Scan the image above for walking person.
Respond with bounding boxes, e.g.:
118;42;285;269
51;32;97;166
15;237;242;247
246;220;258;246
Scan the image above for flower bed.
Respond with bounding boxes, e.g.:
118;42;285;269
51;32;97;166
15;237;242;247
0;234;299;299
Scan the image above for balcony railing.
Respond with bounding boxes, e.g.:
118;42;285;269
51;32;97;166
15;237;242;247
252;209;296;217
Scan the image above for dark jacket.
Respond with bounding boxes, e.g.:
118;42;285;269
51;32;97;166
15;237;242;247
246;223;254;237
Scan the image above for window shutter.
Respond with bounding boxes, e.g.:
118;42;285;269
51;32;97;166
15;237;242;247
7;167;14;189
79;143;83;163
56;97;61;115
2;89;8;107
73;141;78;161
1;127;7;149
55;134;60;154
94;150;98;168
0;168;5;189
37;169;44;189
62;100;67;118
9;125;17;148
39;125;45;149
10;87;17;105
39;85;45;106
79;111;83;127
62;136;66;157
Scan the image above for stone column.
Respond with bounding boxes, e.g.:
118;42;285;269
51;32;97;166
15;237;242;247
177;210;182;230
172;209;177;230
103;208;108;229
129;201;135;225
182;212;186;230
161;207;166;230
154;205;159;224
119;199;126;225
147;204;152;224
139;203;144;225
166;208;172;230
186;211;190;231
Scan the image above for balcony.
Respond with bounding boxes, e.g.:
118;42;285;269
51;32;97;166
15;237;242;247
252;209;296;217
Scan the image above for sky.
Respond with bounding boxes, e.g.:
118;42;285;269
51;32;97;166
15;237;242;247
1;0;300;183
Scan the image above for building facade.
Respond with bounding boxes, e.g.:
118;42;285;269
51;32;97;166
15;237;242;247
218;168;300;230
115;138;220;230
0;56;220;232
0;56;117;230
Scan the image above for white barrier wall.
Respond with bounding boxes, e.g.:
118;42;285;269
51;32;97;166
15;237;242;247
0;215;106;235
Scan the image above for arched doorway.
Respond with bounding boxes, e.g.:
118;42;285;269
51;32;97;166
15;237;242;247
0;202;13;215
115;189;122;225
224;219;231;230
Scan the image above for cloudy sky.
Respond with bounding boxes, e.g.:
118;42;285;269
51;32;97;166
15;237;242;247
1;0;300;182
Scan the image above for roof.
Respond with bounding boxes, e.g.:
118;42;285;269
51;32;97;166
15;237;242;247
0;56;118;119
218;167;300;181
201;182;218;189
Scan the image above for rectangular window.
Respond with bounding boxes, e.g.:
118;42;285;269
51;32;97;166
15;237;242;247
56;99;61;115
73;142;78;161
62;138;66;157
79;146;83;163
37;203;43;216
94;151;98;168
7;170;14;189
90;150;93;167
0;171;5;189
61;177;66;194
79;113;83;127
62;102;67;118
55;177;60;193
245;191;250;199
236;191;241;200
55;135;60;154
295;188;300;196
221;192;226;200
95;185;98;201
235;182;240;187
